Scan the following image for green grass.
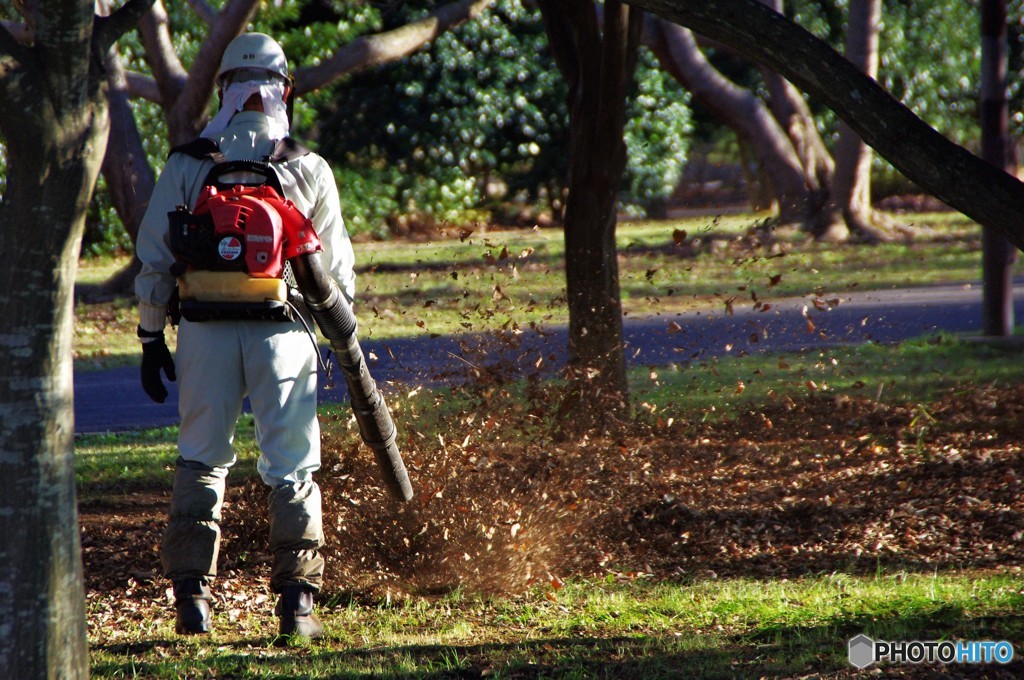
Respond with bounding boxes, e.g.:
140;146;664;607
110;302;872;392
628;332;1024;419
75;415;263;502
350;212;998;339
87;573;1024;678
74;211;1016;367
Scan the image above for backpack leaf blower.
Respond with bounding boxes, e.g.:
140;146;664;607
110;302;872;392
168;153;413;502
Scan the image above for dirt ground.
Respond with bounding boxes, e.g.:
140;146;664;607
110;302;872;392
80;378;1024;619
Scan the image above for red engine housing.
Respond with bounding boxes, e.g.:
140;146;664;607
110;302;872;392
193;184;323;277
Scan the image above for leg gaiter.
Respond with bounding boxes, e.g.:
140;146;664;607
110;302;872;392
268;480;325;592
161;457;229;581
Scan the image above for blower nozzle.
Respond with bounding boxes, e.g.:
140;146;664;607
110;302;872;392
289;254;413;502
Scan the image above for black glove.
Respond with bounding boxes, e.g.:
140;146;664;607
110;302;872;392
140;331;177;403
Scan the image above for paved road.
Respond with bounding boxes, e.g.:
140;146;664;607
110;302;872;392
74;282;1024;434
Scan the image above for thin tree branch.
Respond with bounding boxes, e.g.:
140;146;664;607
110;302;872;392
138;0;189;103
185;0;217;25
294;0;495;95
124;70;162;104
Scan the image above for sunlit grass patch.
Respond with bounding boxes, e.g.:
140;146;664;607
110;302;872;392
87;573;1024;678
630;332;1024;420
74;211;1021;368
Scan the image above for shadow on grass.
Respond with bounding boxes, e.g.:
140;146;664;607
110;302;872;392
91;610;1024;679
91;633;796;679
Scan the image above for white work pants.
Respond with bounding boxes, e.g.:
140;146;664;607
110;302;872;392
162;318;325;590
177;318;320;485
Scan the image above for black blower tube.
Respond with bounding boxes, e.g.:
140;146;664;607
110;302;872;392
289;253;414;502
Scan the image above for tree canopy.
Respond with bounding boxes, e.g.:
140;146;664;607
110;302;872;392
312;1;691;236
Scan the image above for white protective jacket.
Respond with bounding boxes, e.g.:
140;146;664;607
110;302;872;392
135;111;355;486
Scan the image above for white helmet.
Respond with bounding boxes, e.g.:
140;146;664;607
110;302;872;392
216;33;289;85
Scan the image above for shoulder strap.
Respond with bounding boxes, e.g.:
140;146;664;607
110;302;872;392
268;138;312;162
170;137;311;164
170;136;311;193
169;138;227;164
200;160;285;195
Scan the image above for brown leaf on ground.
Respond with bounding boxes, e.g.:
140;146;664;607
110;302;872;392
80;380;1024;620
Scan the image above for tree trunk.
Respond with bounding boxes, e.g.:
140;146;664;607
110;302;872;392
0;2;150;674
980;0;1017;336
0;118;93;680
538;0;640;425
738;139;779;213
756;0;834;228
95;46;153;298
817;0;894;242
643;16;810;223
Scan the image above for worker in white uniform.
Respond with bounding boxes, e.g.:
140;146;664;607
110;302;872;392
135;32;355;640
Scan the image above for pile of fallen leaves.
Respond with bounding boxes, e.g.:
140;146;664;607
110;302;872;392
80;375;1024;623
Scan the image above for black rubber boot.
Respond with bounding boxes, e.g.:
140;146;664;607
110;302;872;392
173;578;213;635
275;584;324;641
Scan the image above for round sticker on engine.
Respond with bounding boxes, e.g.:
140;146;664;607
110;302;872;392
218;237;243;261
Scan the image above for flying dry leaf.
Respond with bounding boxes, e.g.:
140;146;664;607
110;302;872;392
801;305;815;333
672;228;688;244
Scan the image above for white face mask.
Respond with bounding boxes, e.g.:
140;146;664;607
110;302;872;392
201;75;290;142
